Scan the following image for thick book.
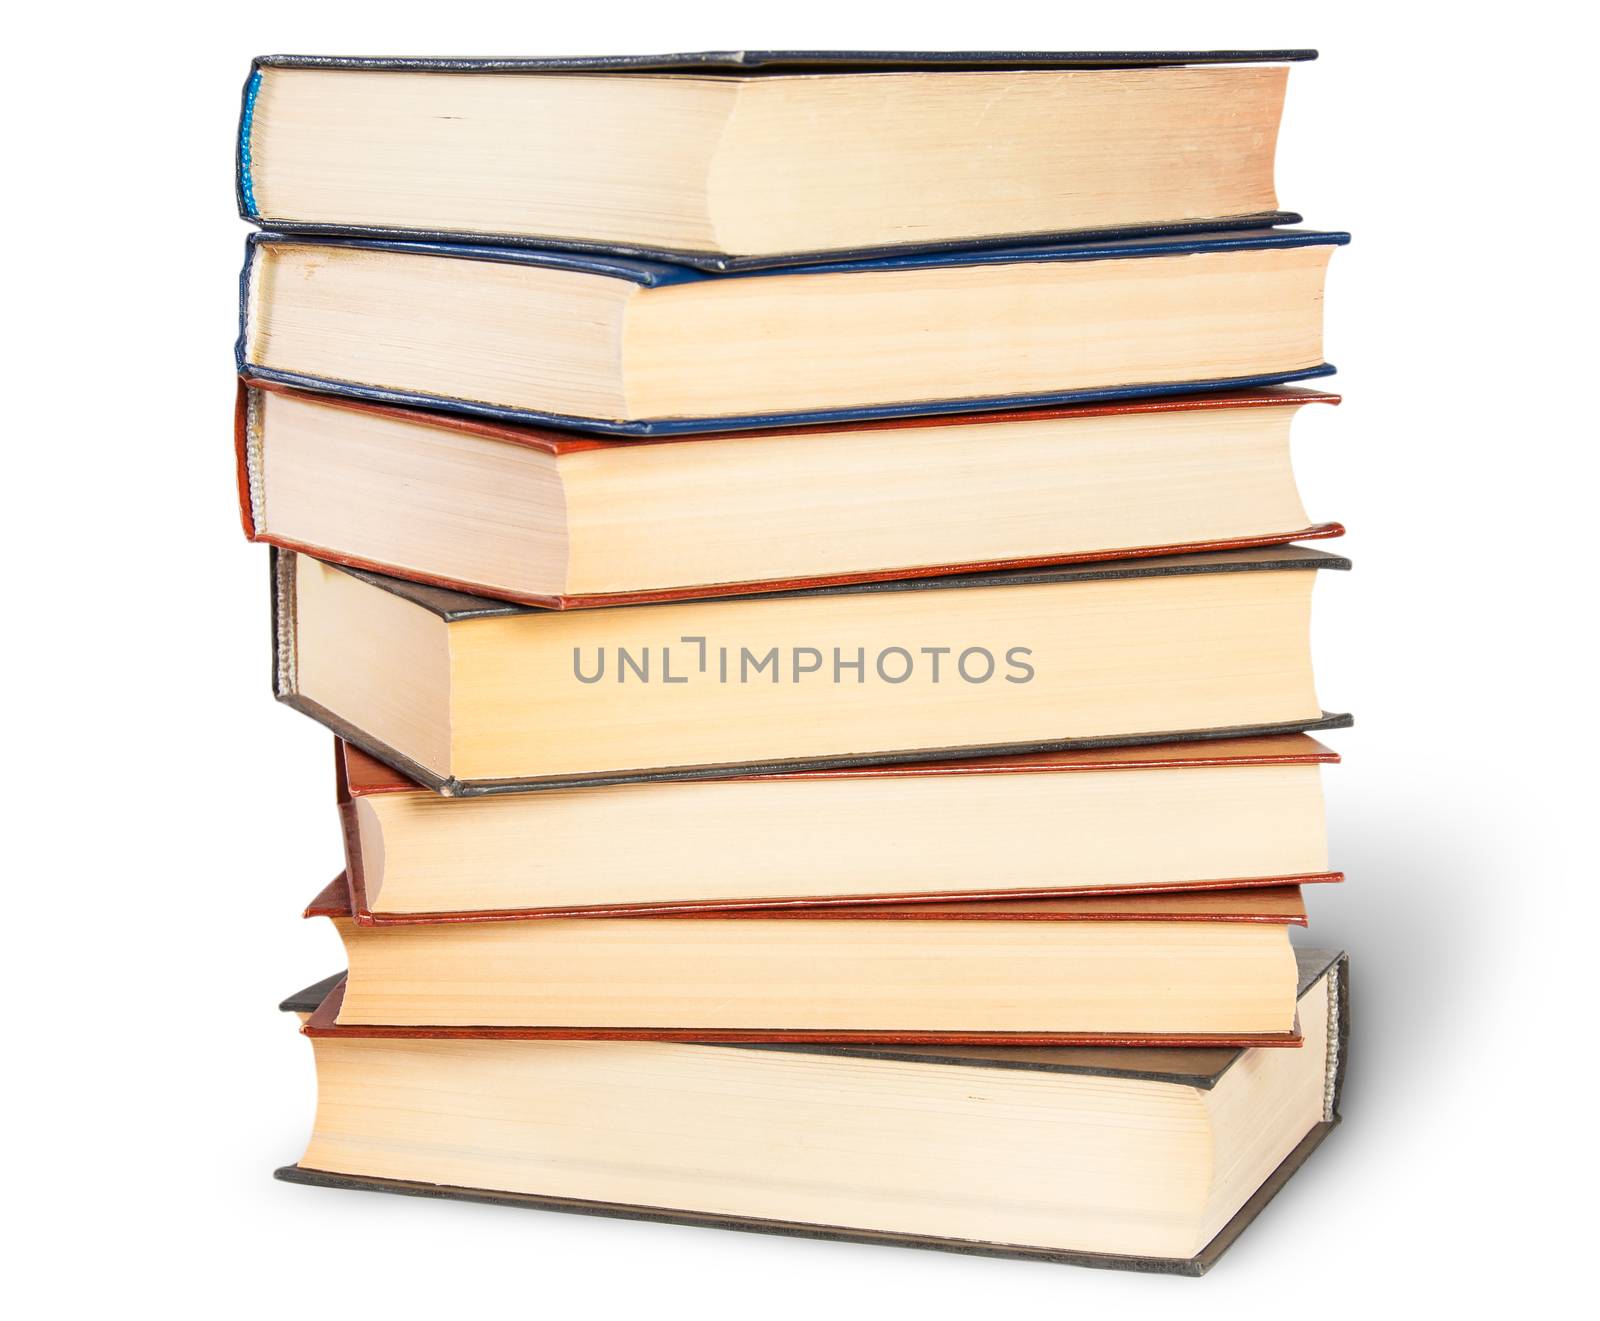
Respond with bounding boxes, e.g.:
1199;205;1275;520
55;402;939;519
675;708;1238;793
330;734;1342;920
271;543;1352;795
236;227;1347;435
238;51;1314;269
305;876;1311;1042
277;948;1347;1272
238;378;1341;608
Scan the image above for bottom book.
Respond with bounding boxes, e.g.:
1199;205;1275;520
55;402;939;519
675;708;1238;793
277;949;1346;1274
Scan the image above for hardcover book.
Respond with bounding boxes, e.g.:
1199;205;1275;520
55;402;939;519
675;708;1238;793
251;45;1356;1279
277;949;1347;1272
238;51;1315;268
306;876;1312;1043
238;379;1341;608
271;544;1352;794
237;228;1347;435
330;734;1341;919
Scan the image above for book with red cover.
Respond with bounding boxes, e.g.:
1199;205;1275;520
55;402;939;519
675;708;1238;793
237;378;1341;609
305;876;1312;1046
329;734;1342;921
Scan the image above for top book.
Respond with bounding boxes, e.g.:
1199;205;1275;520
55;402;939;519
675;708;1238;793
238;51;1314;269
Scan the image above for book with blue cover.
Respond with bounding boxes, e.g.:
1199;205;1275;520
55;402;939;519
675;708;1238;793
239;228;1347;436
238;51;1315;269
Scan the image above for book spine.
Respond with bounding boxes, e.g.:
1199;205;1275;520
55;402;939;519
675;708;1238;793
333;743;377;918
233;236;259;374
236;64;263;220
269;548;297;700
233;381;261;539
1326;952;1351;1120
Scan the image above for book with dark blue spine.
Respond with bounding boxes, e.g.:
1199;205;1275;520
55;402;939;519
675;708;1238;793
238;228;1348;436
238;51;1317;270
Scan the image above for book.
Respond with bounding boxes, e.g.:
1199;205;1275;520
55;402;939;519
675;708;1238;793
306;878;1311;1042
276;949;1347;1272
236;228;1347;435
246;48;1357;1272
238;379;1342;608
272;544;1352;794
237;52;1314;268
331;734;1342;919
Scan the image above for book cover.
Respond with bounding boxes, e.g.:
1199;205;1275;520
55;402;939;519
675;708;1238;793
272;544;1354;795
328;735;1343;921
301;881;1310;1047
237;377;1344;609
237;228;1349;435
275;949;1348;1274
238;50;1317;270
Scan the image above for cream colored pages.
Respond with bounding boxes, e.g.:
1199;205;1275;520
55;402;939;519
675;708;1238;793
334;916;1300;1032
299;970;1336;1259
446;570;1323;780
358;762;1329;913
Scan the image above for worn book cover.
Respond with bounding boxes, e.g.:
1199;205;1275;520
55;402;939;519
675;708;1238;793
276;949;1348;1274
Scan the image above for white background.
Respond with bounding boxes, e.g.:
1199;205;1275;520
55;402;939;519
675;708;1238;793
9;2;1594;1313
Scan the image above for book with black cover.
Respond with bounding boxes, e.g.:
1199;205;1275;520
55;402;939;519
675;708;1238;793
271;544;1352;795
238;51;1316;269
275;949;1347;1274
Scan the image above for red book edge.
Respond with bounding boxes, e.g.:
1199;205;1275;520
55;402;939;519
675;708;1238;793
237;377;1343;610
301;978;1304;1049
305;872;1314;926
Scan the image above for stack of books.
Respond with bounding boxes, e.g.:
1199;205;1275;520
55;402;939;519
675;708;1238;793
238;49;1351;1274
